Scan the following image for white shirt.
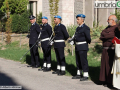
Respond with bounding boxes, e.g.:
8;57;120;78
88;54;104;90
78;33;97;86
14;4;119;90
32;22;35;26
79;23;84;27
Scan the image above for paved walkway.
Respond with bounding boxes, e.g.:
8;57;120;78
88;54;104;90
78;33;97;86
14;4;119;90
0;58;116;90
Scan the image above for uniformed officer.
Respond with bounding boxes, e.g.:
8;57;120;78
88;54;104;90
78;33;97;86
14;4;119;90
38;16;52;72
69;14;91;81
28;15;41;68
52;15;69;75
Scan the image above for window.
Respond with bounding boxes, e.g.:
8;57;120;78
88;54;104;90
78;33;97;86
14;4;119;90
28;1;33;15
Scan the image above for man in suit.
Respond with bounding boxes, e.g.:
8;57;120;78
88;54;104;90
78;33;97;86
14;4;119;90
52;15;69;75
69;14;91;81
28;15;41;68
38;16;52;72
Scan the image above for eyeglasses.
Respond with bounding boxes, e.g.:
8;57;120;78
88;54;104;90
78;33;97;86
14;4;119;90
108;19;113;21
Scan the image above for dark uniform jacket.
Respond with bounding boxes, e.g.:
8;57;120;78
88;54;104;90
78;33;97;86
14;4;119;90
54;23;69;48
41;23;52;47
74;23;91;51
29;22;41;44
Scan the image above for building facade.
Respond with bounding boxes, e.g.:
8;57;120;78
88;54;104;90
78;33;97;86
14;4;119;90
28;0;119;28
28;0;42;17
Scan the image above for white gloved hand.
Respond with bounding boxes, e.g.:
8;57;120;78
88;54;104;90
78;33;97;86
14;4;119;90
38;41;41;44
50;41;54;45
70;41;74;45
72;34;75;39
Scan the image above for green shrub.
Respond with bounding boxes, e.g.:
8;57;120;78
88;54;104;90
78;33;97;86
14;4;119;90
66;24;105;39
11;14;19;33
37;12;42;25
11;10;31;33
20;11;31;33
113;9;120;21
67;25;77;37
90;26;105;39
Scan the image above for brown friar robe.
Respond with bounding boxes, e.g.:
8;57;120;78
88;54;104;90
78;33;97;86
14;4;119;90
99;25;118;84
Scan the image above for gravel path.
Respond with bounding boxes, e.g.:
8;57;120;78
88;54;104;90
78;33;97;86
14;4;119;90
0;58;114;90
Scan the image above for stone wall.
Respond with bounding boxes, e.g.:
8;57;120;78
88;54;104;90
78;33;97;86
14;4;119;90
85;0;94;27
96;0;115;26
42;0;51;24
42;0;62;26
74;0;84;25
61;0;74;26
37;0;42;14
41;0;117;28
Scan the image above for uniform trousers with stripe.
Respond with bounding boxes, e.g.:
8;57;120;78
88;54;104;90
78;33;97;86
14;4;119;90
42;47;51;68
75;50;89;72
29;44;40;66
54;47;66;71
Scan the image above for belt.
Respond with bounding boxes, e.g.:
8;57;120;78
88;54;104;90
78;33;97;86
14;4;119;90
54;40;64;42
41;38;49;42
103;47;115;49
76;41;86;45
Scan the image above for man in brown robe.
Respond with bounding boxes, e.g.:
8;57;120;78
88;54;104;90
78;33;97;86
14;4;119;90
99;15;118;87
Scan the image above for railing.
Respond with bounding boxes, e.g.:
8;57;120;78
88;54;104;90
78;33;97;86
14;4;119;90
0;32;102;56
0;32;28;48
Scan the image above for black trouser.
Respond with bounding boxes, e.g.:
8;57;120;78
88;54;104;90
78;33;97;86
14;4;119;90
75;50;89;72
54;47;66;71
29;44;40;66
42;47;51;67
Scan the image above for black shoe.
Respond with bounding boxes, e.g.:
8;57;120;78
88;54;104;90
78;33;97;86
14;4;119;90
107;83;113;88
103;83;107;87
52;70;60;74
72;75;83;79
32;66;36;68
27;65;33;67
43;67;51;72
38;68;43;71
35;65;40;68
99;81;107;87
103;84;107;87
38;67;46;71
32;65;40;68
58;71;65;76
80;77;88;81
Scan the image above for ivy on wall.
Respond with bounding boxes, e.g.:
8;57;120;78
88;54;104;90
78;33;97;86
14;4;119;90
49;0;59;29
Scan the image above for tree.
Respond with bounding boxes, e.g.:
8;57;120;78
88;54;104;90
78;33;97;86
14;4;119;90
5;1;12;44
0;0;5;19
0;0;28;14
0;10;5;20
0;0;5;8
49;0;59;29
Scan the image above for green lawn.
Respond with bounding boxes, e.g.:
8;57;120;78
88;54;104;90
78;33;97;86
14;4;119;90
0;41;102;82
